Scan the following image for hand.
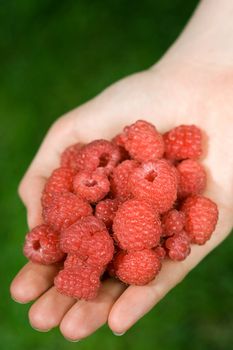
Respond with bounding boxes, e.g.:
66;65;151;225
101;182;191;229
10;56;233;340
10;0;233;340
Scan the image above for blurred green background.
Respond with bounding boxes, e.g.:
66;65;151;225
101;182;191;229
0;0;233;349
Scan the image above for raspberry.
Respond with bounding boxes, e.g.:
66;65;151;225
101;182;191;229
112;133;125;148
113;199;162;250
23;225;64;265
176;159;207;198
64;253;105;274
54;265;101;300
74;139;121;174
121;120;164;162
153;245;166;260
112;134;130;161
60;216;114;267
42;192;92;232
181;195;218;245
114;249;161;285
129;160;178;213
161;209;185;237
84;230;114;267
110;160;139;201
73;168;110;203
60;215;105;253
60;216;106;252
41;167;74;208
165;231;191;261
60;142;84;170
95;198;119;228
163;125;202;160
64;253;85;269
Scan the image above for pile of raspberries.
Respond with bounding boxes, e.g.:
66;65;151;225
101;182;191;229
23;120;218;300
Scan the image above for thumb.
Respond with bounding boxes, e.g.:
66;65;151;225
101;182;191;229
18;174;46;229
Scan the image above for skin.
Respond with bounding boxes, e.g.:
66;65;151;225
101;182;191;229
10;0;233;341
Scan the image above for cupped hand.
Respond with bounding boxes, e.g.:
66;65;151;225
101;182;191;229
10;59;233;341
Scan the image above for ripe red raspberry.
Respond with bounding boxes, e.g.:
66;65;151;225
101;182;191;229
163;125;202;160
114;249;161;285
165;231;191;261
42;192;92;232
74;139;121;174
64;253;85;269
112;134;130;161
73;168;110;203
95;198;119;229
110;160;139;201
161;209;185;237
60;216;114;267
121;120;164;162
54;265;101;300
153;245;166;260
41;167;74;208
129;160;178;213
176;159;207;198
113;199;162;250
181;195;218;245
23;225;64;265
111;133;125;148
64;253;105;274
84;230;114;267
60;216;106;252
60;142;84;171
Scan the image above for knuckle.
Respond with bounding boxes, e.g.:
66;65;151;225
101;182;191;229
50;116;71;135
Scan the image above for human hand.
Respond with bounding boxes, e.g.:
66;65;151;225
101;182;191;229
10;0;233;341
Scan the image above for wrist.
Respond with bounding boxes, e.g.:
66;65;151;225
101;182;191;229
152;0;233;74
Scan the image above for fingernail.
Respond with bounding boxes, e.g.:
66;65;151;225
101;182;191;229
11;294;28;304
65;337;80;343
32;327;51;333
113;332;125;336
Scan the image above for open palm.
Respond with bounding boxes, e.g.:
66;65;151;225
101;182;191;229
10;61;233;340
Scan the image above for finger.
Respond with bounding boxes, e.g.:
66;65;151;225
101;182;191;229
60;278;125;341
10;262;59;303
28;287;75;331
108;242;219;334
18;117;78;229
108;205;232;334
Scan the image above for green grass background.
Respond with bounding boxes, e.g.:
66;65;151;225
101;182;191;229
0;0;233;349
